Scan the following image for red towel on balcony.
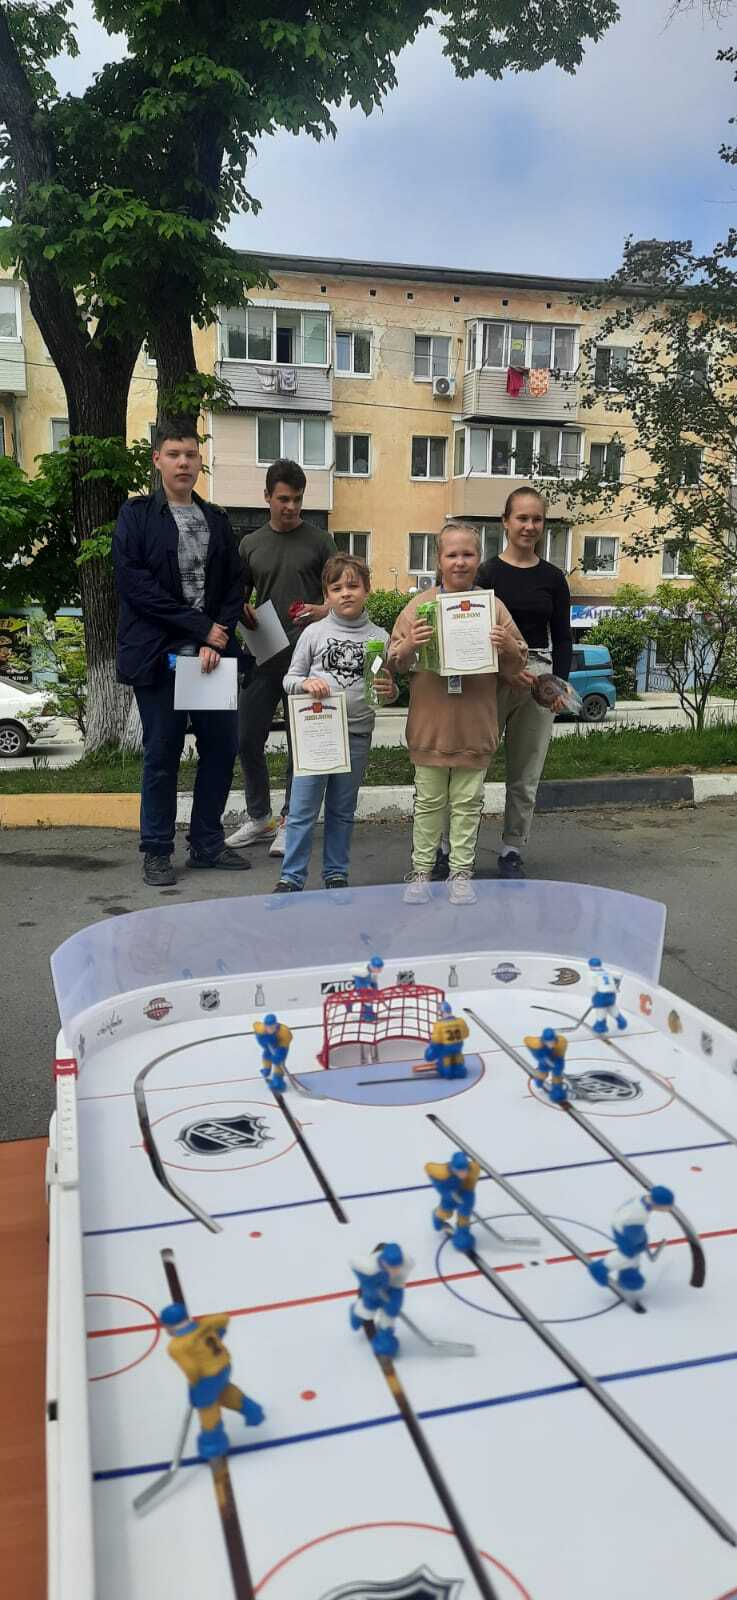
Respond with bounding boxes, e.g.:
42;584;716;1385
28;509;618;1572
506;366;525;397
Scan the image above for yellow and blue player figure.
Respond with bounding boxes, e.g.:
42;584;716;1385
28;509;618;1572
351;955;384;1020
524;1027;568;1102
423;1002;469;1079
588;957;628;1035
425;1151;481;1251
349;1241;412;1358
253;1013;293;1094
160;1304;264;1460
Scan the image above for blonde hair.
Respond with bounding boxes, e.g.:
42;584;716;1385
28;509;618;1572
437;521;482;558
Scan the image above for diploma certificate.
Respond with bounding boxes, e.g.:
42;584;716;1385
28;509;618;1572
437;589;497;676
288;693;351;776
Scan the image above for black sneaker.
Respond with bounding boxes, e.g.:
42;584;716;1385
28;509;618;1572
431;847;450;883
498;851;526;880
187;846;252;871
143;853;176;887
324;874;348;890
273;879;302;893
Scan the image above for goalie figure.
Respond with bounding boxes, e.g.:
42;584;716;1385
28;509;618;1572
588;956;628;1035
349;1241;412;1358
589;1186;674;1297
425;1151;480;1251
160;1304;264;1460
422;1002;469;1079
253;1013;293;1093
524;1028;569;1102
351;955;384;1021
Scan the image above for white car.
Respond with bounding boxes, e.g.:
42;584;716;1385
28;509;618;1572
0;677;59;756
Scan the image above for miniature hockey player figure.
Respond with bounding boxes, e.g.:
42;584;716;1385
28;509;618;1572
422;1002;469;1079
588;956;628;1035
253;1013;293;1093
160;1303;264;1460
351;955;384;1020
425;1151;481;1251
524;1028;569;1102
349;1241;412;1358
589;1186;674;1297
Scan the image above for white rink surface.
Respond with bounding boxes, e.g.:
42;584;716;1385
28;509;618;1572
66;979;737;1600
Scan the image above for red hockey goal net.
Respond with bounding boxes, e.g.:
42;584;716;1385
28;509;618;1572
317;983;445;1067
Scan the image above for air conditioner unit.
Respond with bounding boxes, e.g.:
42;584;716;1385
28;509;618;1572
417;574;435;590
432;375;455;399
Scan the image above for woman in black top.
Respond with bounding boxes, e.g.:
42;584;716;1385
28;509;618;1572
477;486;572;878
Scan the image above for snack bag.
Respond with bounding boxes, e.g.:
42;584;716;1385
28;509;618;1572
364;638;387;707
416;599;441;673
531;673;583;716
288;600;308;624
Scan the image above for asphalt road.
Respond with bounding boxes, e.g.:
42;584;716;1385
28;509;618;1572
2;799;737;1143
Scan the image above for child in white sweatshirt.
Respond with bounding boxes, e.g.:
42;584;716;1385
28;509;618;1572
275;554;397;891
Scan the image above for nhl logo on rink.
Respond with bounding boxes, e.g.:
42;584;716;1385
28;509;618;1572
567;1069;642;1104
327;1569;461;1599
144;995;173;1022
492;961;521;984
396;969;415;986
177;1113;272;1156
199;989;220;1012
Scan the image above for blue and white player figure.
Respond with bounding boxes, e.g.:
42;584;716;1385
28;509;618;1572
421;1002;469;1079
351;955;384;1021
524;1028;568;1102
589;1186;674;1296
349;1241;412;1358
425;1151;481;1251
588;956;628;1035
253;1013;293;1094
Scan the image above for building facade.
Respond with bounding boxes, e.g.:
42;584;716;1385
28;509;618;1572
0;254;685;607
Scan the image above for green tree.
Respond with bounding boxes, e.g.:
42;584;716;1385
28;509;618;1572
0;1;620;746
585;586;651;696
648;554;737;730
21;615;88;738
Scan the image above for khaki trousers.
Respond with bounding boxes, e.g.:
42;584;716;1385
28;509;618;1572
496;683;555;848
412;766;485;873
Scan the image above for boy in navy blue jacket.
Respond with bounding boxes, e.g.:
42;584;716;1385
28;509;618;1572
113;422;250;887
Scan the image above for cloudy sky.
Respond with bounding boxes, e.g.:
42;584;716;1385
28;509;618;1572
57;0;736;279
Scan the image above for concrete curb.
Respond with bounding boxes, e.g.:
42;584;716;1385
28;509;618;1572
3;770;733;829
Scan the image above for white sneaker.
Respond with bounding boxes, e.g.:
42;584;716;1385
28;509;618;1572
269;817;287;857
226;814;278;848
403;871;432;905
448;872;477;906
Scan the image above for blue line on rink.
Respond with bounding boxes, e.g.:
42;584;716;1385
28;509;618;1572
82;1137;731;1238
93;1344;737;1483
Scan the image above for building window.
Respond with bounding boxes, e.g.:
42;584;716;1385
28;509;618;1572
457;424;581;479
680;446;703;486
445;519;504;561
470;320;577;374
222;306;329;366
662;541;692;577
334;531;370;561
409;532;439;579
411;436;447;479
414;334;451;381
582;535;618;575
257;415;327;467
453;429;466;476
594;346;629;388
544;525;571;570
335;331;372;376
590;440;624;482
51;418;69;452
0;285;19;340
335;433;370;476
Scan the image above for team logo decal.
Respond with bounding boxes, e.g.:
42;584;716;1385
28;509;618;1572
144;995;173;1022
177;1112;272;1156
199;989;220;1012
566;1069;642;1103
97;1009;123;1038
639;993;653;1016
324;1569;462;1599
701;1030;714;1057
667;1008;683;1034
492;961;521;984
77;1032;86;1062
397;969;416;986
321;978;356;995
550;966;581;986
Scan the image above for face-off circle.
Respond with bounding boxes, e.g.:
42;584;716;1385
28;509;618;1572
527;1057;674;1119
254;1520;533;1598
85;1292;159;1381
149;1098;295;1173
436;1213;622;1325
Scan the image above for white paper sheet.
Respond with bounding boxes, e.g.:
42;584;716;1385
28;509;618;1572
288;693;351;775
438;588;497;675
173;654;238;711
238;599;290;665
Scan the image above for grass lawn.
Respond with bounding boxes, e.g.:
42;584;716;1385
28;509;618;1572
0;722;735;794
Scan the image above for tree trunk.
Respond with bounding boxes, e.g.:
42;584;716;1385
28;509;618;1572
152;309;199;432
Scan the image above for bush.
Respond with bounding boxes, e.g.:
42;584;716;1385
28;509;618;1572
586;600;650;697
366;587;412;706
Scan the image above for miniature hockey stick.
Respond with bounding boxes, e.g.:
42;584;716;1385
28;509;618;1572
533;1001;737;1152
428;1115;645;1314
398;1309;476;1358
133;1402;193;1513
158;1250;256;1599
134;1060;222;1234
463;1244;736;1546
471;1212;540;1251
361;1324;502;1599
465;1009;706;1289
265;1080;349;1223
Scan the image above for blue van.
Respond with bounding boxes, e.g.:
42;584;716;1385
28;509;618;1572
568;644;617;722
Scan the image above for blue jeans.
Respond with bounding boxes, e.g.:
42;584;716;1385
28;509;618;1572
135;674;238;859
280;731;371;887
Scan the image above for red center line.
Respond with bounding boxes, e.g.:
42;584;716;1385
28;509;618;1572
86;1224;737;1342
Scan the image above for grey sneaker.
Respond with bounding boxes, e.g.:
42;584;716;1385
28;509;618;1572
226;815;278;848
269;818;287;857
403;870;432;905
143;853;176;887
448;872;477;906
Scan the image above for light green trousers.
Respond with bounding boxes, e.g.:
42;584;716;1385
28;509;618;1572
412;765;485;873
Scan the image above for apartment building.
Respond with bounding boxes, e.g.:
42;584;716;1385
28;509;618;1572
0;254;681;606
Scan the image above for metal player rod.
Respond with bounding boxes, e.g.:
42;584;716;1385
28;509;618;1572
465;1009;706;1289
461;1243;736;1547
533;1001;737;1152
428;1114;644;1315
